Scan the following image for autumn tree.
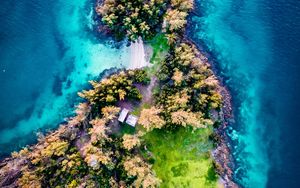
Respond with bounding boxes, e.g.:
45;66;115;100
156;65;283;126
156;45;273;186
171;0;194;11
67;102;91;126
166;89;190;111
171;110;208;128
101;106;120;120
165;33;177;45
83;144;112;170
138;107;166;131
172;68;184;86
122;134;141;150
163;9;187;32
124;156;161;187
30;139;69;165
18;170;42;188
174;43;195;66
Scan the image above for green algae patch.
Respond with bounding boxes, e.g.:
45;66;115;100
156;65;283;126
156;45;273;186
143;126;218;188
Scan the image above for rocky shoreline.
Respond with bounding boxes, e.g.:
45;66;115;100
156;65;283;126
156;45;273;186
186;37;238;187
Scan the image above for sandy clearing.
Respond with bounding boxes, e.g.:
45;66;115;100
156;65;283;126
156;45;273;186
128;37;150;69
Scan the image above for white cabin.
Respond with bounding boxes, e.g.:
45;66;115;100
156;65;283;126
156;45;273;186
125;115;138;127
118;108;129;123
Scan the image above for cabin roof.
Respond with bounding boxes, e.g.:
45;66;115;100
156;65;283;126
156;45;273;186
126;114;138;127
118;108;129;123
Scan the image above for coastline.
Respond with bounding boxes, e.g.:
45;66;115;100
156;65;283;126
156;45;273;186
0;0;238;186
185;37;238;187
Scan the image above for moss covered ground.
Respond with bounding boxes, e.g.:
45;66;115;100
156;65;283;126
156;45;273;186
143;126;218;188
148;34;169;64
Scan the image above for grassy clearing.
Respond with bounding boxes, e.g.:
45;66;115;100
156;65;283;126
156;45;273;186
143;126;218;188
148;34;169;64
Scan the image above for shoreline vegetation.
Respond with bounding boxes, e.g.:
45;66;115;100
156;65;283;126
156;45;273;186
0;0;237;187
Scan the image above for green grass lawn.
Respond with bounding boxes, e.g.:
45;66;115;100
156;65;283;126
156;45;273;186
143;126;218;188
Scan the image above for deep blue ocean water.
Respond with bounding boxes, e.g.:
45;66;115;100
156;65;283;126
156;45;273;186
189;0;300;187
0;0;300;187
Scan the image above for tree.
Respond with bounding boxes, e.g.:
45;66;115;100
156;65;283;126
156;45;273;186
67;103;91;126
89;118;109;143
122;134;141;150
209;92;222;109
171;68;184;86
166;90;190;111
118;89;126;100
171;110;206;128
40;140;69;159
96;0;165;41
90;118;107;127
78;70;144;108
174;43;195;66
165;33;177;45
18;170;42;188
123;156;160;187
101;106;120;120
164;9;187;31
138;107;166;131
75;103;91;121
171;0;194;11
83;144;112;170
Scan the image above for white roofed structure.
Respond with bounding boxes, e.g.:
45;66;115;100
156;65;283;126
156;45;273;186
125;115;138;127
118;108;129;123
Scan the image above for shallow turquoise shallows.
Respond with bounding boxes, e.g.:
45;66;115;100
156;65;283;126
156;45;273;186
0;0;130;156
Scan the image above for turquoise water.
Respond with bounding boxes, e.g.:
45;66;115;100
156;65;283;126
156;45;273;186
1;0;300;186
189;0;300;187
0;0;130;156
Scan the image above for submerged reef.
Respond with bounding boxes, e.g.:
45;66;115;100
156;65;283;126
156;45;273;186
0;0;237;187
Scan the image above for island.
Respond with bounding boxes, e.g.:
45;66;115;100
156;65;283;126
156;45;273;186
0;0;237;187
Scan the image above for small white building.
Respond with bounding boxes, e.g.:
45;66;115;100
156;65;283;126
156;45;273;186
118;108;129;123
126;114;138;127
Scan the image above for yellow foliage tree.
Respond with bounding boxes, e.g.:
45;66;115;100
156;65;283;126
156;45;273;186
89;118;110;143
172;68;184;86
123;156;160;188
138;107;166;132
171;0;194;11
174;43;195;66
68;102;91;126
166;89;190;111
41;140;69;158
75;102;91;121
83;144;112;170
101;106;120;120
18;170;42;188
90;118;107;127
164;9;187;31
122;134;141;150
209;92;222;109
165;33;177;45
171;110;207;128
90;124;109;143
